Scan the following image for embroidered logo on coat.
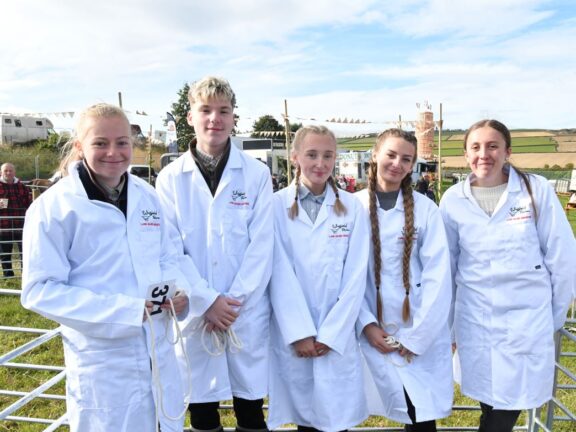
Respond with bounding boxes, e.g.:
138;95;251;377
329;223;350;238
398;226;419;241
229;190;250;206
140;209;160;227
506;202;532;222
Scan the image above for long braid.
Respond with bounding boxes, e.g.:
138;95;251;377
328;176;347;216
400;173;415;322
367;160;383;326
288;166;301;220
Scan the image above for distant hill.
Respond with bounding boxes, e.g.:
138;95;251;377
337;129;576;169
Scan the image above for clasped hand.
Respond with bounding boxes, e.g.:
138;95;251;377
363;323;414;358
203;295;242;331
143;291;189;321
293;337;331;358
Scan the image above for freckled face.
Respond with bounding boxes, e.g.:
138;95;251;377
76;115;132;188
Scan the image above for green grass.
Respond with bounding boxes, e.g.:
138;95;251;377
1;208;576;430
337;135;558;154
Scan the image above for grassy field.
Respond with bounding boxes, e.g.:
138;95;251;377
1;197;575;431
337;134;559;155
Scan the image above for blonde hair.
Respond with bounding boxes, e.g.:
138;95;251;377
188;76;236;107
289;125;346;219
368;128;417;324
59;103;130;176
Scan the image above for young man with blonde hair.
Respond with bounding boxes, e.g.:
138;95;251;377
156;76;273;432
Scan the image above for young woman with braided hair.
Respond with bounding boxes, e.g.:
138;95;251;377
268;125;369;432
357;129;453;431
440;120;576;432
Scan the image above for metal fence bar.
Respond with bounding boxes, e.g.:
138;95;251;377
1;292;574;431
42;413;69;431
0;288;22;295
0;389;65;401
0;327;61;365
0;369;66;420
0;325;50;334
4;362;64;372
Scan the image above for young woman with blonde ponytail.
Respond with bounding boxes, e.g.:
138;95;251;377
267;125;370;432
356;128;453;431
21;103;192;432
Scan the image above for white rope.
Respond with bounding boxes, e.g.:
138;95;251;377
381;322;414;367
197;322;243;356
144;298;193;430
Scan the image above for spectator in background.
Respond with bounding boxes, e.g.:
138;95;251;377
415;173;430;195
272;174;279;192
416;173;437;203
346;175;356;192
0;162;31;277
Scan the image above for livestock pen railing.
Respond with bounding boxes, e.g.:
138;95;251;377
1;276;574;431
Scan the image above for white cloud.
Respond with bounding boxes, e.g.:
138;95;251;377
384;0;555;37
0;0;574;134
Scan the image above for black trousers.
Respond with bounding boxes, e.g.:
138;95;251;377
478;402;521;432
0;239;19;277
188;397;266;430
404;389;437;432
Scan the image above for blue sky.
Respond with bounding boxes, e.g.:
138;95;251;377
1;0;575;137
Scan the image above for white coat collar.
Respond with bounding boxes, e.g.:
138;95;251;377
181;139;241;174
458;164;520;200
283;181;337;227
67;160;145;210
283;181;337;208
357;186;406;212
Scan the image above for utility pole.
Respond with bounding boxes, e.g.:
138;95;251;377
437;103;443;198
118;92;123;109
284;99;292;183
148;124;153;184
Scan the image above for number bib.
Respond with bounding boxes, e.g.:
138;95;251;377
146;280;176;319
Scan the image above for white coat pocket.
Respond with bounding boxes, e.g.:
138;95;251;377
72;345;146;409
223;212;251;255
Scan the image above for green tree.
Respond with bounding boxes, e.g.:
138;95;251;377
170;83;194;152
290;122;302;133
251;115;283;137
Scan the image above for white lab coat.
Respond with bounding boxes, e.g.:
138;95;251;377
356;189;453;424
20;161;190;432
155;146;273;402
439;167;576;410
267;184;369;432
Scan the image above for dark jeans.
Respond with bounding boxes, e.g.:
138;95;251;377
0;240;19;277
188;397;266;431
404;389;437;432
478;402;521;432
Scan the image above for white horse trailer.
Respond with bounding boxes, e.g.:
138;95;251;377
0;115;54;144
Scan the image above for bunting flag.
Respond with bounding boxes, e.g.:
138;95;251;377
252;130;293;137
14;111;76;118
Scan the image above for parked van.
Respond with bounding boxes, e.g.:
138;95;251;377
128;164;157;185
0;115;55;144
